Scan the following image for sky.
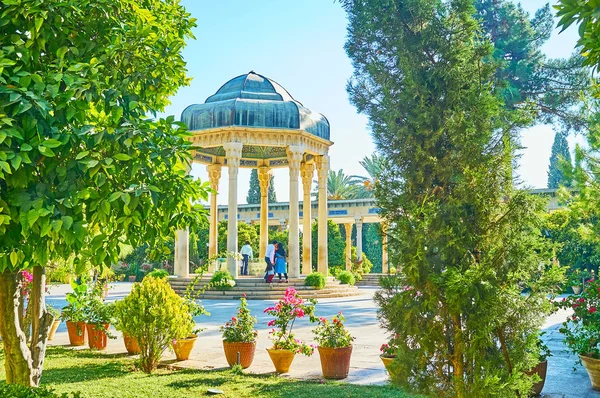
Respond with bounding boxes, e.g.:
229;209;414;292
162;0;585;205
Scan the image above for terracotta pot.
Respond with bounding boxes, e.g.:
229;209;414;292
380;355;397;378
48;320;61;341
123;333;141;355
172;335;197;361
267;348;296;373
66;321;87;346
128;275;136;282
102;285;109;298
580;354;600;390
87;323;110;350
223;341;256;368
318;345;353;379
525;360;547;395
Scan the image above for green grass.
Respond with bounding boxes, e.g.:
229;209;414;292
0;347;412;398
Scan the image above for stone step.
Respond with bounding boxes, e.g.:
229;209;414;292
195;291;364;301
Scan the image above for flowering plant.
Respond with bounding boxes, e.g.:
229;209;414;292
557;279;600;359
221;296;258;343
380;333;401;358
566;268;592;288
264;287;317;355
312;312;354;348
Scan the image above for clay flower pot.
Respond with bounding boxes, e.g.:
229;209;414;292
128;275;136;283
172;335;197;361
48;319;61;341
526;360;547;395
66;321;86;346
223;341;256;369
87;323;110;350
123;333;141;355
380;355;397;378
318;345;353;379
267;348;296;374
580;355;600;390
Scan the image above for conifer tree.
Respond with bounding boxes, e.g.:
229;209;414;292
246;169;277;204
547;132;573;189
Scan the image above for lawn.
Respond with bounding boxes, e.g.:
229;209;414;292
0;347;412;398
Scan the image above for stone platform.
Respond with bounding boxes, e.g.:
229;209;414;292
169;276;363;300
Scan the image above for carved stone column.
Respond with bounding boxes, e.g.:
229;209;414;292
287;145;304;278
207;164;222;260
301;162;315;275
355;216;364;262
316;154;329;275
174;229;189;278
258;166;271;259
224;142;243;278
344;223;353;271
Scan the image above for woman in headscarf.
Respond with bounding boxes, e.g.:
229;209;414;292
274;242;288;283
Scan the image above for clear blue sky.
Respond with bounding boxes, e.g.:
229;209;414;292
163;0;583;204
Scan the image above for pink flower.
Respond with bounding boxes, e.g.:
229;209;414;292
268;320;276;327
294;308;305;318
589;307;597;314
231;316;237;322
21;271;33;283
416;291;423;297
319;317;327;324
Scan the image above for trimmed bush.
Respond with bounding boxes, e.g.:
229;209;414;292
210;270;235;290
114;277;192;373
337;270;356;285
145;269;169;279
0;383;80;398
305;272;326;290
389;266;397;274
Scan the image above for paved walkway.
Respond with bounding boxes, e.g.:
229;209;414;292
46;283;599;396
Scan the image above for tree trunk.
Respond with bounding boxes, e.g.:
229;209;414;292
0;269;54;386
452;313;465;398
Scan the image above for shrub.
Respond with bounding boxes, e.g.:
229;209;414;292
114;277;192;373
336;270;356;285
313;312;355;348
221;296;257;343
145;269;169;279
0;383;80;398
305;272;326;289
389;266;397;274
210;270;236;290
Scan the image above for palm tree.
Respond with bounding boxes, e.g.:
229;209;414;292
313;169;364;200
352;154;385;198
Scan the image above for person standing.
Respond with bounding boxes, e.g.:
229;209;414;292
274;242;288;283
264;240;276;283
240;241;253;276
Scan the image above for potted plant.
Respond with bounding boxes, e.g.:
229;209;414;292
264;287;317;373
380;334;401;378
60;281;89;346
525;333;551;396
171;280;211;361
47;305;61;341
566;269;591;294
557;278;600;390
220;295;258;368
312;312;355;379
84;297;115;350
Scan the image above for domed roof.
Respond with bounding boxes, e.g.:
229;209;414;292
181;72;330;140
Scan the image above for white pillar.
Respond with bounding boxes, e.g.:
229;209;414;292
355;216;364;262
287;145;304;278
344;223;353;271
316;154;329;275
258;166;271;259
301;162;315;275
382;222;389;273
207;164;221;260
224;142;243;278
174;229;189;277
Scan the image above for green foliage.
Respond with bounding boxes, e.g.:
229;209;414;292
312;313;355;348
113;277;192;373
304;272;326;290
351;246;373;277
210;270;236;290
312;220;345;269
218;221;259;257
0;383;80;398
60;281;90;323
314;169;368;200
336;270;355;286
556;0;600;70
247;169;277;204
548;132;573;188
220;297;258;343
342;0;564;396
362;223;382;272
144;269;169;280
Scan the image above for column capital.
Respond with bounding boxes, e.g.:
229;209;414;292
300;162;315;191
287;145;305;172
355;216;364;226
207;164;222;191
224;142;243;171
315;154;330;179
258;166;271;195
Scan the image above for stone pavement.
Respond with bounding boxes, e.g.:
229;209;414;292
45;283;600;396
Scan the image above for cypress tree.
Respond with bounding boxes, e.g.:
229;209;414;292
547;132;573;189
246;169;277;204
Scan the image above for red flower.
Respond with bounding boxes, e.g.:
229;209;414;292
268;319;276;327
578;297;585;303
589;307;597;314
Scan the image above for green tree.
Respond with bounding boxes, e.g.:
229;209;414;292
547;132;573;188
246;169;276;204
217;221;259;257
342;0;562;396
311;220;345;269
0;0;207;386
314;169;364;200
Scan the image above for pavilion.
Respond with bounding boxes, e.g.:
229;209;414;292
173;72;333;279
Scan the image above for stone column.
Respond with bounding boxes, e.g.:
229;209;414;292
316;154;329;275
224;142;243;278
258;166;271;259
207;164;221;260
174;229;189;277
301;162;314;275
381;222;389;273
344;223;353;271
287;145;304;278
355;216;364;262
